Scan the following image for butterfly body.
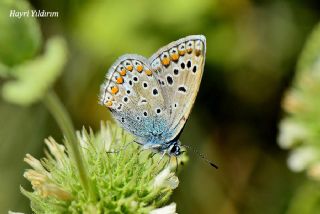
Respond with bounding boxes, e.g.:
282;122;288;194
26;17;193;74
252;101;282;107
100;35;206;156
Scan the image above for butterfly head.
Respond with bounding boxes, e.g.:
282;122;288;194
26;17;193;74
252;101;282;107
167;140;183;156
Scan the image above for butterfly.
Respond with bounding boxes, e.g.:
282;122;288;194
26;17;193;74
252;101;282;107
100;35;206;158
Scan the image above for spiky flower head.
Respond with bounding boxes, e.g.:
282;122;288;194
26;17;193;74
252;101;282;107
21;122;181;213
278;23;320;181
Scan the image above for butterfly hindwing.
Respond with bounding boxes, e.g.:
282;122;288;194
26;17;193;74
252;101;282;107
100;54;169;139
149;35;206;141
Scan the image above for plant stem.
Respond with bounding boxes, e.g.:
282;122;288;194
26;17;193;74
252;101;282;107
43;90;95;200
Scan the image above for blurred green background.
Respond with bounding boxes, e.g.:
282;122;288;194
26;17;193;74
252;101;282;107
1;0;320;213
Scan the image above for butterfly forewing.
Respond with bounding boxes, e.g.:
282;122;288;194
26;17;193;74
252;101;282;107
149;35;206;141
100;54;169;139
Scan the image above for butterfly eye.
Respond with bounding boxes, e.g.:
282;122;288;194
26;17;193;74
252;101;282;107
169;48;179;61
178;43;186;56
186;41;194;54
160;52;170;66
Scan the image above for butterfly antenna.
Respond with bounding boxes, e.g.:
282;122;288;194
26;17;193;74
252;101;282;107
182;144;218;169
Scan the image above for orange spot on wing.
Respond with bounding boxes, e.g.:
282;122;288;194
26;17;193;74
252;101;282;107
119;69;126;76
126;65;133;71
105;101;112;107
145;69;152;76
170;53;179;61
161;58;170;66
178;50;185;56
136;65;143;72
187;48;193;54
116;76;123;84
111;86;119;94
195;49;201;56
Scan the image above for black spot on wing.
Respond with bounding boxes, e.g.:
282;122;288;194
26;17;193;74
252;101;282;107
178;86;187;93
167;76;173;85
192;65;197;73
187;60;191;68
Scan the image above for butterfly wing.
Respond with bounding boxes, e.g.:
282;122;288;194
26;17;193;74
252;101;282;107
100;54;169;142
149;35;206;141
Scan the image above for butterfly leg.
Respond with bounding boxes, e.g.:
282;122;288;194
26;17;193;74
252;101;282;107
155;154;171;175
139;143;162;153
165;156;178;173
137;143;161;157
163;155;171;171
157;151;166;165
106;140;133;154
174;156;179;173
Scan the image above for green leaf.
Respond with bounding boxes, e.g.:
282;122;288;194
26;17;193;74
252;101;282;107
0;0;42;66
297;22;320;74
0;62;10;78
2;36;68;106
286;181;320;214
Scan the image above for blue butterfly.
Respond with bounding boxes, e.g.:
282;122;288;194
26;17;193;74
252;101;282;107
100;35;206;159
